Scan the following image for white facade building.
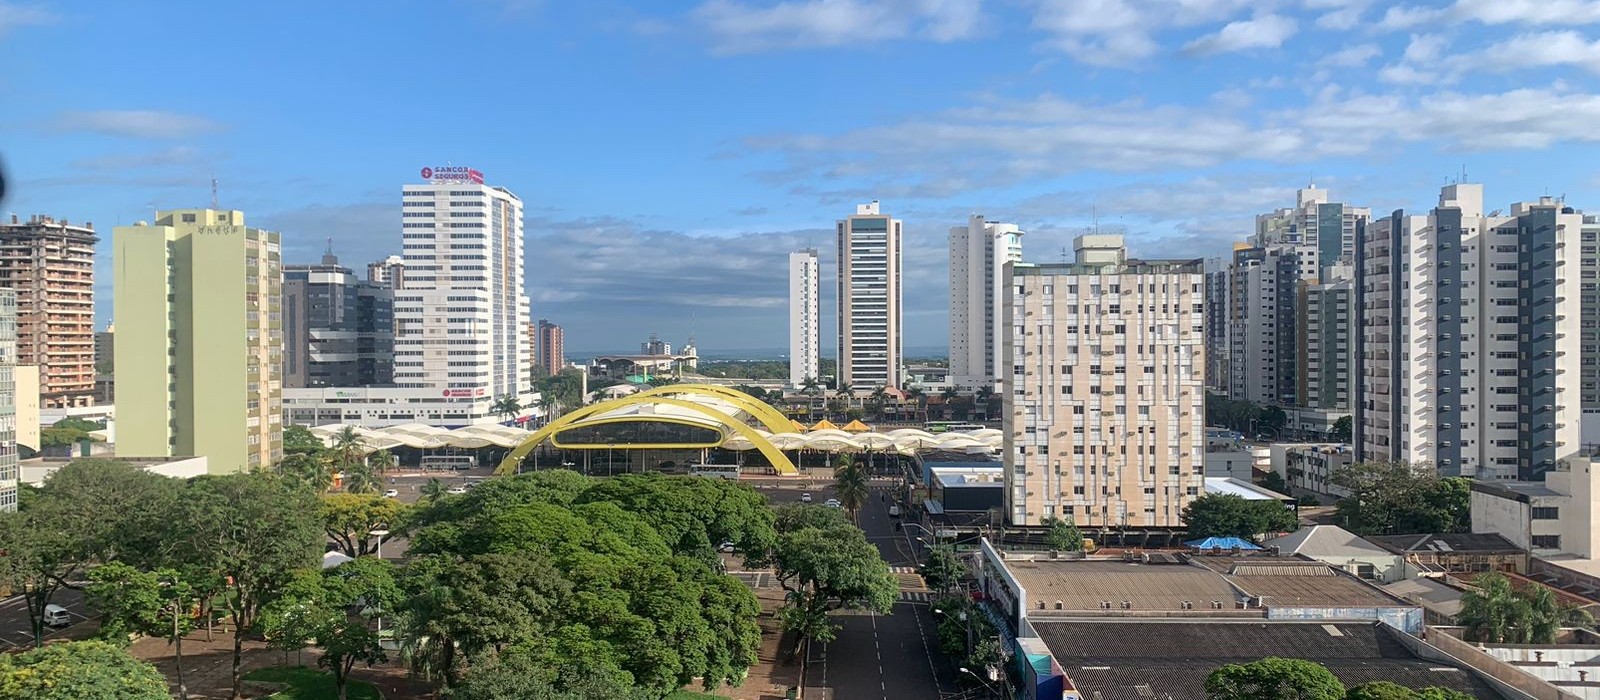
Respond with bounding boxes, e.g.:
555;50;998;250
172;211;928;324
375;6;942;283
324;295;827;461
1002;235;1206;528
1356;185;1582;482
788;249;819;387
836;201;902;390
384;168;532;424
949;214;1023;390
0;291;15;512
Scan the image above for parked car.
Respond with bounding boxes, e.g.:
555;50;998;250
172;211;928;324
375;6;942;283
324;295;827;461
719;541;736;553
383;489;399;498
824;499;841;509
43;604;71;628
446;485;468;495
801;492;813;503
888;504;901;517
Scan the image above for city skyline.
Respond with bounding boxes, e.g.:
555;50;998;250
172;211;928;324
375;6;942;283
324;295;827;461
6;2;1600;348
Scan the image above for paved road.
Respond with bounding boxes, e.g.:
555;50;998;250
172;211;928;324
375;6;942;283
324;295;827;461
810;478;955;699
0;586;93;650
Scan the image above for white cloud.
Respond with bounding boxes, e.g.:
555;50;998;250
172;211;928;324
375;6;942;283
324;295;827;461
55;110;222;139
1029;0;1254;66
690;0;983;53
1317;43;1380;67
1376;34;1449;84
1453;0;1600;25
1376;4;1445;30
1474;30;1600;72
1309;0;1372;30
0;1;54;37
1183;14;1298;55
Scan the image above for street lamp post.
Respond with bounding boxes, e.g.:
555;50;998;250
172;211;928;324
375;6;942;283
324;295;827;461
369;529;390;635
959;666;1001;699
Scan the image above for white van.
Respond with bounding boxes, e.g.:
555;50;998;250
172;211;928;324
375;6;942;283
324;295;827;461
43;604;71;628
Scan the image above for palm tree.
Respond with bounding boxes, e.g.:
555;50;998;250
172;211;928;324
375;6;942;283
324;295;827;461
535;394;559;427
833;382;854;420
491;395;522;423
833;454;869;521
330;426;365;473
975;385;996;421
421;477;446;504
801;376;823;397
940;386;961;421
904;386;926;423
868;384;890;422
368;449;397;481
344;462;379;494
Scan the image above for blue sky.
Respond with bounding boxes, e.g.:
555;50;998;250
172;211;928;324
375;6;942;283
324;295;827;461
5;0;1600;353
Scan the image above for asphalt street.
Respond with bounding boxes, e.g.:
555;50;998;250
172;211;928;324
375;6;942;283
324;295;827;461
793;477;956;700
0;585;92;650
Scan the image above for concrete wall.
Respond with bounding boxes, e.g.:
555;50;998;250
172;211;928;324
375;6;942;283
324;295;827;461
1408;627;1578;700
1474;489;1535;550
15;365;36;452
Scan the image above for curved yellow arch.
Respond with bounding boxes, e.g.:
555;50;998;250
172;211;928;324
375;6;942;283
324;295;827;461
497;394;797;476
634;384;791;434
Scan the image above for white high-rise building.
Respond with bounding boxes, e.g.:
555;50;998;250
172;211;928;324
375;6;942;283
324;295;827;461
1356;185;1581;481
789;249;819;387
1002;235;1206;527
394;167;532;419
949;214;1023;390
836;201;902;390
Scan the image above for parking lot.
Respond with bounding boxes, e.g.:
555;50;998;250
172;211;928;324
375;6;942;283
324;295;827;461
0;586;95;650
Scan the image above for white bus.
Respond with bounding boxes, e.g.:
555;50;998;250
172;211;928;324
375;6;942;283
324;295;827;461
688;464;739;480
421;455;477;472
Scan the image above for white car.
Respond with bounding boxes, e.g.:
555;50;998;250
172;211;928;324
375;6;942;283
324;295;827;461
719;542;736;553
800;493;813;503
446;485;468;495
824;499;842;509
383;489;400;498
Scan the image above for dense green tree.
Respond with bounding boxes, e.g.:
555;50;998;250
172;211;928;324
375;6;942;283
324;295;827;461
1331;416;1353;443
321;493;407;558
1331;462;1470;535
279;452;334;494
919;544;967;594
1042;516;1084;552
34;459;183;567
1260;471;1289;494
88;564;206;698
774;502;850;533
342;461;380;495
175;473;322;700
0;509;84;647
1205;657;1345;700
773;523;897;651
284;424;327;456
1182;494;1298;539
263;558;400;700
0;640;167;700
1457;571;1575;645
446;648;652;700
575;472;776;557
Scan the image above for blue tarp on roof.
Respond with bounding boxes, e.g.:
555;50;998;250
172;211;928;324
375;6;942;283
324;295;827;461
1184;536;1262;550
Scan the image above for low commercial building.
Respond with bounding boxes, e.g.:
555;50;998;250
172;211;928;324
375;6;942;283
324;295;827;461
282;385;537;428
1264;525;1404;582
1271;442;1354;498
1366;533;1527;576
21;455;208;485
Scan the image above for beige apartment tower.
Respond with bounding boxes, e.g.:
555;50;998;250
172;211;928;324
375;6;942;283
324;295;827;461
1003;235;1206;528
113;210;283;473
0;215;97;408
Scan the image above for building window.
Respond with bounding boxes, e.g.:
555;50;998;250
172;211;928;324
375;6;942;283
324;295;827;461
1532;535;1561;549
1532;506;1560;520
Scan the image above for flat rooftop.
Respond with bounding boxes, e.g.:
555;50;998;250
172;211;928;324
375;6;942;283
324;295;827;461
1003;555;1407;612
1367;533;1523;555
1034;621;1499;700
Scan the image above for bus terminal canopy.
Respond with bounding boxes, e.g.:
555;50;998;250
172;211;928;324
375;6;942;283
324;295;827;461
494;384;1003;477
308;423;533;453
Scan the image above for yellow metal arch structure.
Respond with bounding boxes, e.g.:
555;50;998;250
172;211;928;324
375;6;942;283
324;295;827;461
495;394;797;476
633;383;791;434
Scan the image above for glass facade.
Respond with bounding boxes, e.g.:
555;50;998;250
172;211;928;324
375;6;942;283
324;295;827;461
552;420;723;447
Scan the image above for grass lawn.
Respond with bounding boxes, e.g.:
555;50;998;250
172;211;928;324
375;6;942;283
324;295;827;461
244;666;382;700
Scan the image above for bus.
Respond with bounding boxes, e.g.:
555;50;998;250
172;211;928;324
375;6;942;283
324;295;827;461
688;464;740;480
925;421;985;434
421;455;477;472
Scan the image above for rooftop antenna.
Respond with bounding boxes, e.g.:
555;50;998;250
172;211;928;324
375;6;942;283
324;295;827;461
1461;164;1468;184
1060;246;1070;263
1092;204;1100;234
210;175;219;209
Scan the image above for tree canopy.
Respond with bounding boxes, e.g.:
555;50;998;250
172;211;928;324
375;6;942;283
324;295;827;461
1205;657;1475;700
1456;571;1583;645
0;640;167;700
771;505;897;649
1330;462;1470;536
320;493;407;558
1042;516;1084;551
1181;494;1298;539
399;470;765;696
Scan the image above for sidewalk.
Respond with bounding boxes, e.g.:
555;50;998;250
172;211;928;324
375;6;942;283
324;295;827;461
708;586;802;700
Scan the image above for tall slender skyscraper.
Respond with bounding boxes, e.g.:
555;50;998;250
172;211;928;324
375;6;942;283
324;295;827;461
1002;235;1205;527
113;209;282;473
789;249;819;387
0;290;16;512
395;167;532;415
283;248;394;388
536;318;565;374
836;201;902;390
949;214;1023;390
0;215;98;408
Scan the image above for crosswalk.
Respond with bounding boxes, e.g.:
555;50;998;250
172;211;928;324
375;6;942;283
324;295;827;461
900;591;935;602
890;565;919;574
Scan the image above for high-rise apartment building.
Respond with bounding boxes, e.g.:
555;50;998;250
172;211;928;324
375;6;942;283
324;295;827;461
537;318;565;374
836;201;902;390
1226;244;1301;406
949;215;1023;390
0;290;16;512
367;254;405;290
283;249;394;388
1202;259;1230;394
789;249;819;387
395;168;531;416
112;209;282;473
1002;235;1205;528
1580;216;1600;422
1355;185;1581;481
1255;185;1370;276
0;215;97;408
1297;262;1355;412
